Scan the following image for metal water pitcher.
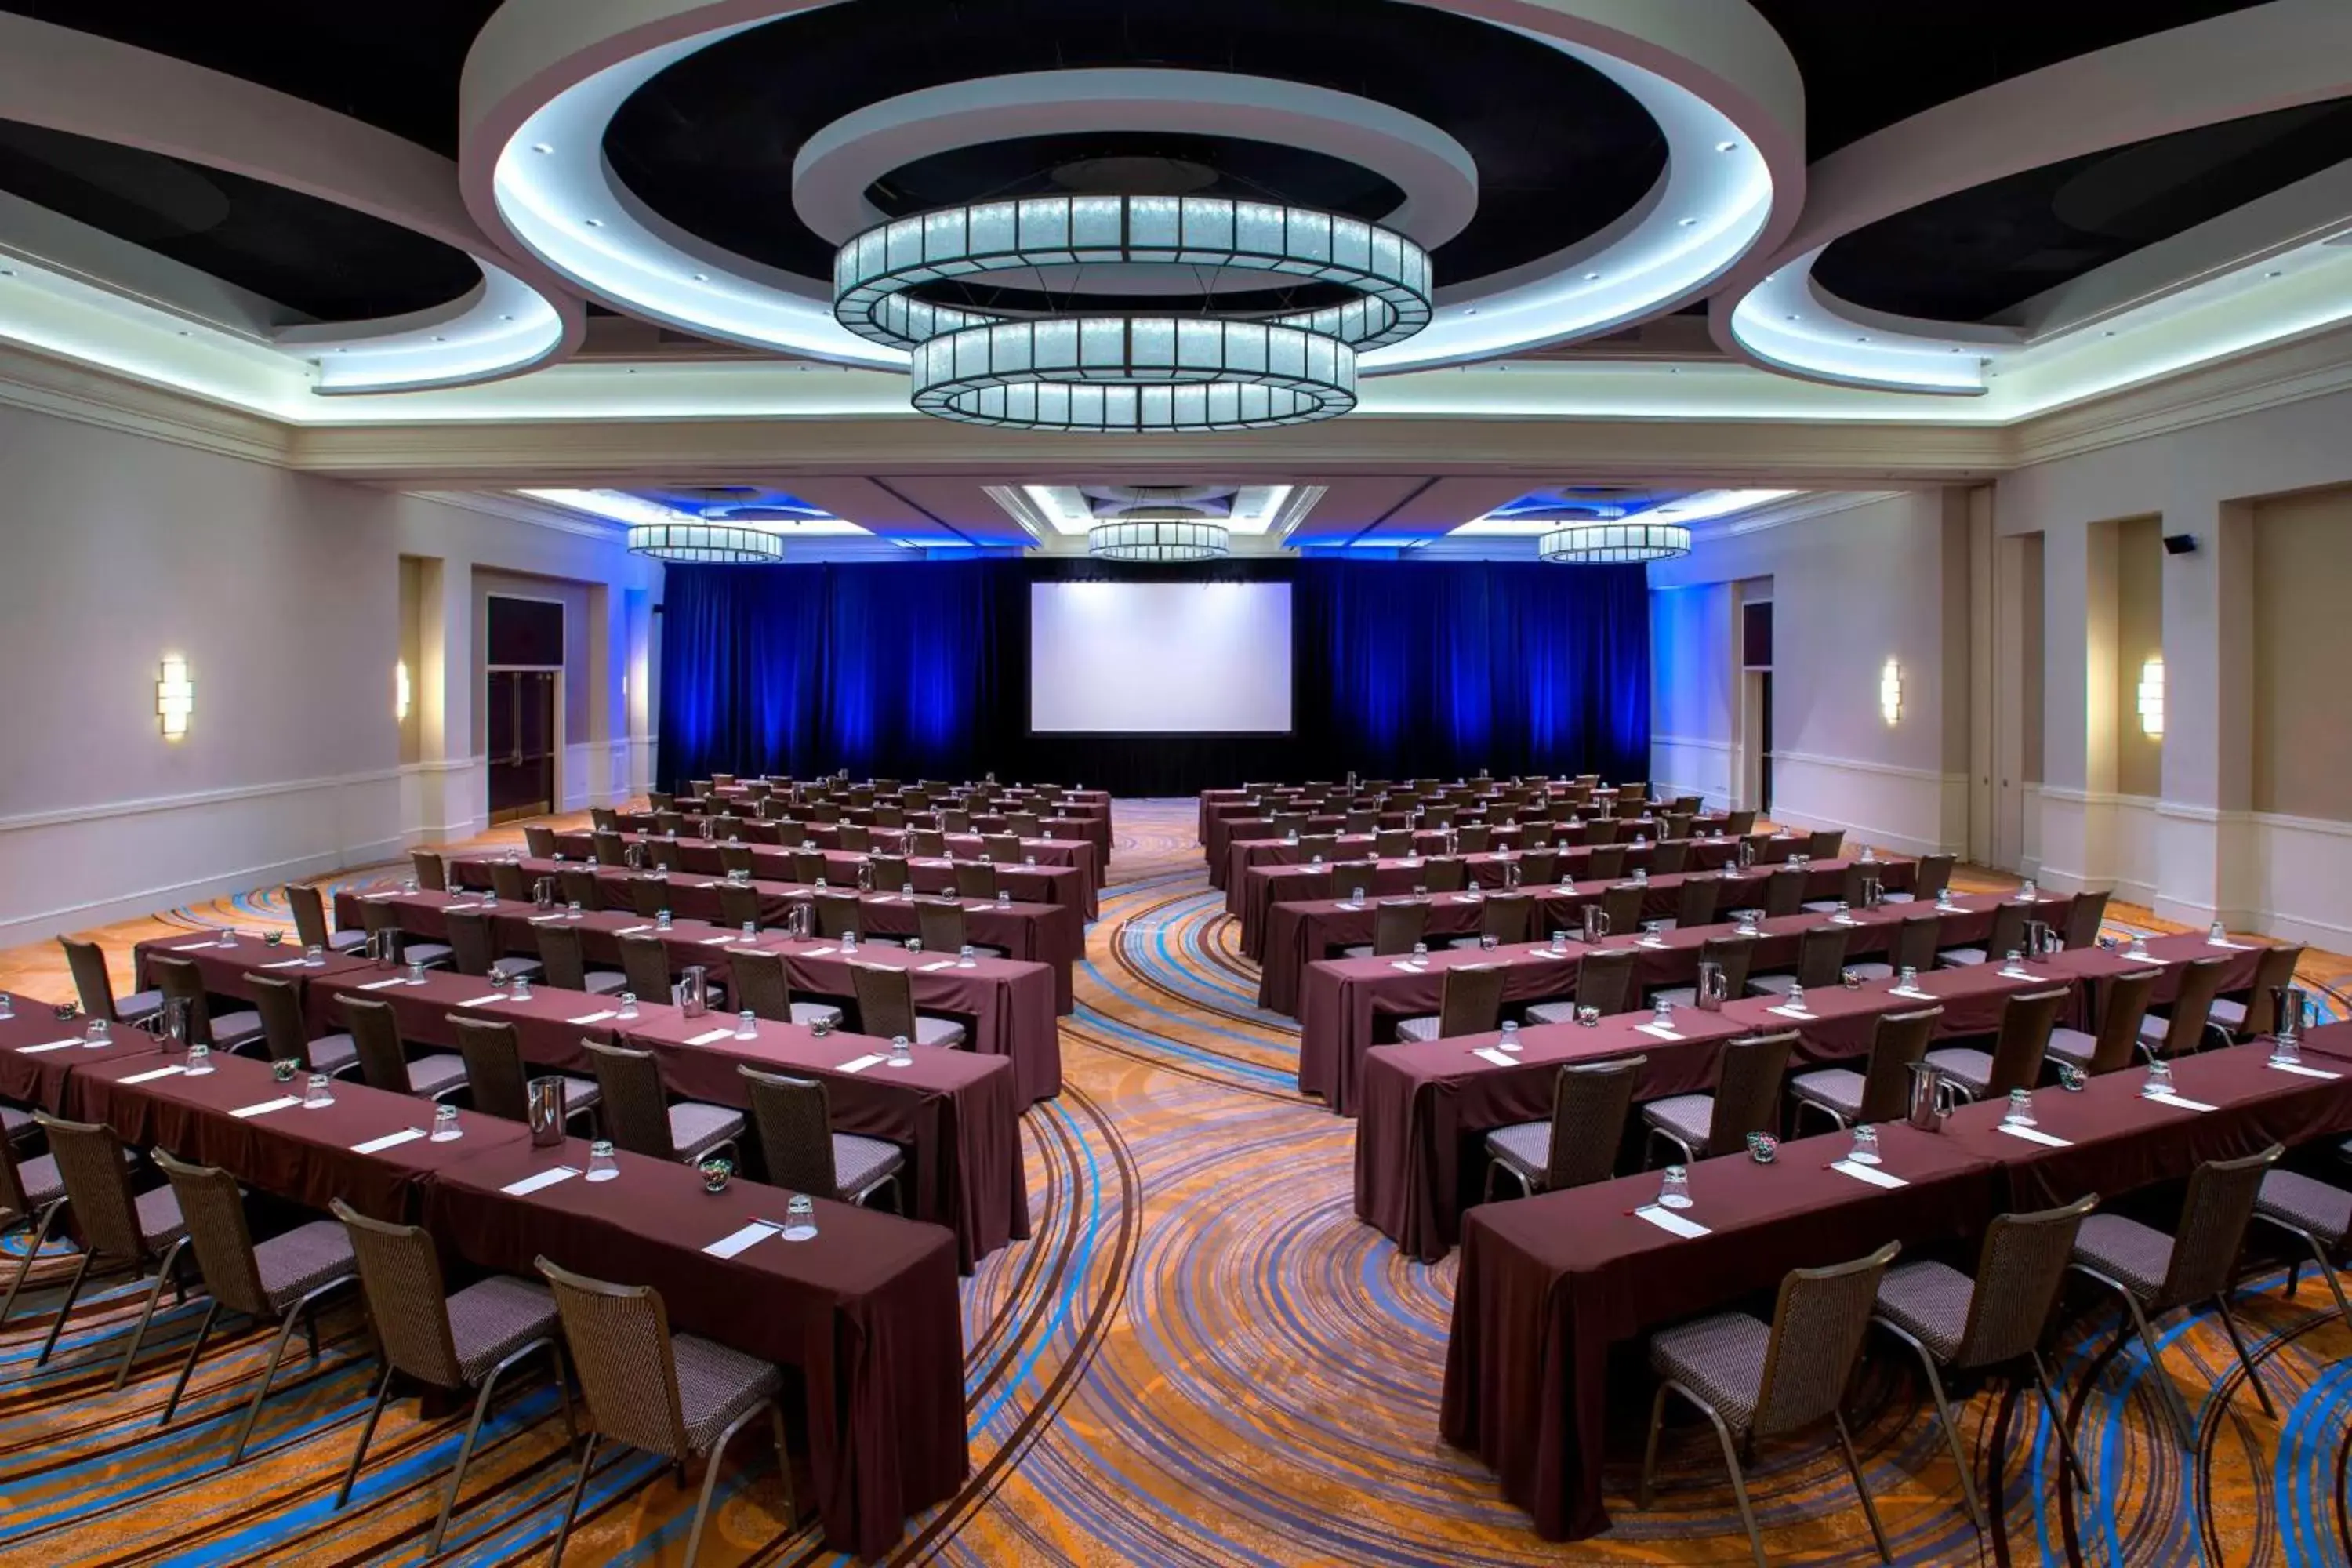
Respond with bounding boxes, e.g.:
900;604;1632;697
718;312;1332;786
786;901;814;940
1737;837;1756;869
1906;1062;1948;1131
857;860;876;892
677;965;710;1018
1581;905;1610;944
624;841;647;871
1695;962;1729;1012
160;996;192;1051
2024;920;2054;960
1861;873;1883;909
526;1076;567;1148
533;876;557;911
370;928;401;967
2278;985;2309;1041
1503;861;1523;890
701;815;717;840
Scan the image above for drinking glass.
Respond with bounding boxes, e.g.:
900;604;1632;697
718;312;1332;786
1657;1166;1694;1210
303;1073;334;1109
889;1034;913;1069
959;944;977;968
1550;931;1568;953
2142;1059;2176;1099
1349;886;1367;908
742;922;758;941
1575;1005;1602;1027
841;931;859;953
1410;942;1428;962
1480;934;1499;951
83;1018;110;1044
481;891;499;908
811;1013;833;1038
186;1043;212;1075
431;1103;462;1141
2209;920;2229;943
655;910;673;931
586;1140;620;1181
1787;982;1807;1011
1652;998;1675;1028
0;993;11;1021
512;975;532;1000
997;891;1012;906
1898;966;1918;990
403;877;419;893
1833;900;1850;920
304;944;325;968
1497;1019;1520;1053
2003;1087;2035;1127
2020;880;2038;901
617;992;639;1021
2270;1033;2303;1067
1848;1123;1882;1166
217;927;237;948
735;1009;757;1040
568;900;584;920
781;1192;818;1242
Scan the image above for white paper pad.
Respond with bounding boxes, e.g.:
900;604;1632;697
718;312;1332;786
230;1095;303;1120
454;995;510;1008
501;1166;579;1196
530;916;567;927
686;1027;736;1047
1891;987;1935;1000
2146;1091;2220;1112
614;924;653;936
442;902;483;913
1997;1123;2073;1147
1833;1160;1907;1189
804;946;837;957
699;934;738;946
703;1221;779;1259
1473;1047;1519;1066
350;1127;426;1154
918;960;957;971
1998;968;2037;981
2268;1061;2343;1080
260;956;310;970
1449;895;1480;904
1767;1006;1814;1020
1636;1023;1682;1040
17;1039;81;1054
1390;960;1428;972
566;1011;617;1025
118;1063;189;1085
836;1054;887;1074
2121;951;2165;964
693;882;719;891
2207;938;2252;950
1526;949;1567;961
1632;1205;1711;1238
1635;938;1669;949
171;941;220;952
358;977;408;992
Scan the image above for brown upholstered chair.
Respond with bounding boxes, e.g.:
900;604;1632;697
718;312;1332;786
490;861;532;903
629;876;672;920
2211;942;2307;1040
1923;988;2068;1104
1848;912;1944;982
450;1017;598;1130
411;851;448;892
31;1114;189;1379
1641;1031;1795;1164
247;974;358;1077
286;884;368;955
1447;892;1534;951
1882;851;1953;905
1394;963;1509;1043
2061;887;2112;949
151;1151;358;1463
444;909;543;984
557;866;602;909
1747;925;1851;998
60;937;163;1030
1789;1007;1942;1131
1483;1054;1645;1199
2253;1167;2352;1330
1761;865;1806;918
1526;947;1639;1026
148;955;265;1052
1340;899;1429;960
1649;935;1757;1011
524;825;559;858
535;922;627;996
343;996;468;1101
728;949;844;1029
583;1042;743;1166
737;1067;905;1209
358;898;453;970
0;1122;69;1327
2137;953;2230;1058
913;897;1006;958
2046;967;2158;1076
849;963;966;1047
1939;901;2031;968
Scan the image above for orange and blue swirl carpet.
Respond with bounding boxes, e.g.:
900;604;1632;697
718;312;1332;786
1;799;2347;1565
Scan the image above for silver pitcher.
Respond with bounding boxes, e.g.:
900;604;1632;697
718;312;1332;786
533;876;557;912
2278;985;2309;1042
1694;961;1729;1012
2024;920;2056;960
624;841;647;871
159;996;192;1051
1581;906;1610;944
1737;837;1756;869
1861;873;1883;909
369;928;401;967
857;860;875;892
1906;1061;1947;1131
677;964;710;1018
786;900;814;940
1503;861;1523;891
526;1076;567;1148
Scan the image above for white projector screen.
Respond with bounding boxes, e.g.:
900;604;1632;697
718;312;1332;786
1029;580;1293;733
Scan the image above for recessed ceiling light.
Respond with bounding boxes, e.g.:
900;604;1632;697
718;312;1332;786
1785;313;1799;321
584;217;604;228
1464;307;1479;315
692;272;709;281
1583;270;1602;281
1677;217;1699;227
2265;269;2284;278
433;335;448;343
531;143;554;154
1716;140;1739;153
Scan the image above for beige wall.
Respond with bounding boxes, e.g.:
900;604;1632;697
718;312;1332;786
2112;517;2164;800
2252;485;2352;822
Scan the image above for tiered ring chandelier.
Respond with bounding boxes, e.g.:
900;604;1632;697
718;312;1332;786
625;523;786;564
832;194;1432;433
1537;521;1693;564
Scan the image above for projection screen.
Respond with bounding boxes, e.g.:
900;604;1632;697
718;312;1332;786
1029;580;1294;733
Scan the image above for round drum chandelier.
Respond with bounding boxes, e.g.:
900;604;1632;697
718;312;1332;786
626;523;786;564
1087;516;1233;562
831;194;1432;433
1537;521;1693;564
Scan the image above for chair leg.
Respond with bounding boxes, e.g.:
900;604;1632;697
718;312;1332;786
547;1339;577;1442
2310;1243;2352;1329
0;1200;64;1326
33;1250;94;1366
683;1410;760;1568
336;1361;396;1509
547;1432;598;1566
1909;1342;1988;1537
1697;1396;1768;1568
227;1309;303;1466
2212;1296;2278;1421
1637;1381;1671;1508
112;1240;187;1390
430;1363;506;1556
2121;1293;2198;1450
1834;1408;1893;1563
159;1299;223;1425
768;1398;799;1529
2030;1351;2092;1495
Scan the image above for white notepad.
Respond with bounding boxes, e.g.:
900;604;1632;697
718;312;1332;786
1998;968;2037;981
2121;951;2165;964
230;1096;303;1120
442;902;483;913
566;1010;617;1026
2269;1061;2343;1080
1997;1123;2071;1147
1636;1024;1682;1040
804;946;838;957
1390;960;1428;972
615;924;653;936
703;1221;779;1259
1767;1006;1814;1021
350;1127;426;1154
501;1166;579;1196
358;977;408;992
455;995;510;1008
2206;938;2252;950
1632;1205;1710;1238
171;941;220;952
16;1039;80;1054
2145;1091;2219;1112
699;934;739;946
1525;949;1567;962
686;1027;735;1046
118;1064;187;1085
1833;1160;1907;1189
1890;987;1934;1000
918;960;957;971
836;1054;887;1075
260;957;310;970
1472;1047;1518;1067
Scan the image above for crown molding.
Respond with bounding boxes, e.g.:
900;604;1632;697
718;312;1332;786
401;487;629;544
0;338;290;465
1693;487;1907;542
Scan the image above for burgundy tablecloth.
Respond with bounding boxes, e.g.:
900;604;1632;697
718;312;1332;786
617;1010;1029;1271
132;936;381;1004
0;1000;161;1113
571;828;1094;920
307;966;648;1065
423;1138;967;1559
1440;1122;1998;1541
72;1050;532;1222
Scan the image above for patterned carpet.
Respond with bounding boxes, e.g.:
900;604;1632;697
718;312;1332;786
2;800;2350;1565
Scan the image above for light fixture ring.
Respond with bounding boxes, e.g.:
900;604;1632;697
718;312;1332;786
1537;521;1693;564
1087;518;1233;562
626;523;786;564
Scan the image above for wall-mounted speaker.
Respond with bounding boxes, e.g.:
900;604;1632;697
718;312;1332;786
2162;533;2198;555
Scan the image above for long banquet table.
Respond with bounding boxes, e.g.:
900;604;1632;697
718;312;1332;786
1440;1037;2352;1542
590;824;1098;920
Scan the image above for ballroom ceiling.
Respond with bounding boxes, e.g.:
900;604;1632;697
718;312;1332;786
0;0;2347;423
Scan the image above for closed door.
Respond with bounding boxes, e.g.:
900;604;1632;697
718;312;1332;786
487;670;557;823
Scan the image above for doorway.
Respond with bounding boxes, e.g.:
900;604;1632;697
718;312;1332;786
487;670;557;824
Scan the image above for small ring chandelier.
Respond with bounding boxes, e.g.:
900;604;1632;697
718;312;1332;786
832;194;1432;433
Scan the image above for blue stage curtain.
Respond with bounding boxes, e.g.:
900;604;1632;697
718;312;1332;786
658;558;1647;792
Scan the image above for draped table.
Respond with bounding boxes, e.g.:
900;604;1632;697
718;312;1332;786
131;935;382;1004
596;823;1098;920
1439;1038;2352;1542
0;998;162;1112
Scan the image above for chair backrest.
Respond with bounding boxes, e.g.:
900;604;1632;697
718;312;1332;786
285;884;334;951
1369;901;1429;957
332;1202;466;1385
617;934;673;1000
1545;1055;1645;1190
906;829;946;858
1583;818;1620;847
1890;913;1944;975
152;1150;272;1317
1983;988;2068;1097
718;843;756;877
412;851;448;892
148;955;220;1045
938;808;969;832
1702;1032;1795;1156
953;859;998;898
1763;866;1806;917
2085;967;2160;1075
37;1114;148;1262
1908;852;1955;902
1005;811;1041;837
652;815;684;844
559;866;603;909
1420;805;1456;829
585;1042;675;1160
61;937;124;1022
1519;823;1555;852
246;975;315;1067
1838;862;1873;906
1751;1241;1900;1437
811;800;843;824
1724;809;1758;836
1599;883;1644;935
981;834;1021;865
1697;935;1755;999
1345;810;1378;834
873;804;904;828
491;862;532;902
738;1067;840;1198
630;877;670;920
1454;823;1492;854
1516;848;1559;886
2062;887;2111;949
1297;834;1341;865
1806;829;1846;860
839;824;873;851
851;962;918;1040
815;891;866;940
524;825;558;858
535;923;591;991
916;898;969;953
1674;875;1720;930
590;807;619;832
444;909;499;977
1983;901;2030;962
869;854;910;891
2157;1145;2284;1308
2160;955;2230;1054
338;997;409;1094
716;882;761;930
789;848;827;884
537;1257;691;1458
1795;925;1852;988
1374;829;1413;858
1857;1007;1942;1123
1434;964;1509;1038
1650;840;1690;877
731;950;797;1023
1478;893;1534;945
592;831;628;867
1422;857;1468;894
2234;944;2307;1036
1573;948;1637;1015
0;1134;41;1222
451;1017;529;1120
1951;1194;2098;1369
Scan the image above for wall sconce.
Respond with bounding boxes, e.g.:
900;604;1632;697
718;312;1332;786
396;659;412;721
1878;659;1902;725
157;656;194;739
2137;655;2165;737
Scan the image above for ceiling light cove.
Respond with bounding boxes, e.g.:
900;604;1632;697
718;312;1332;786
1730;254;2018;394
